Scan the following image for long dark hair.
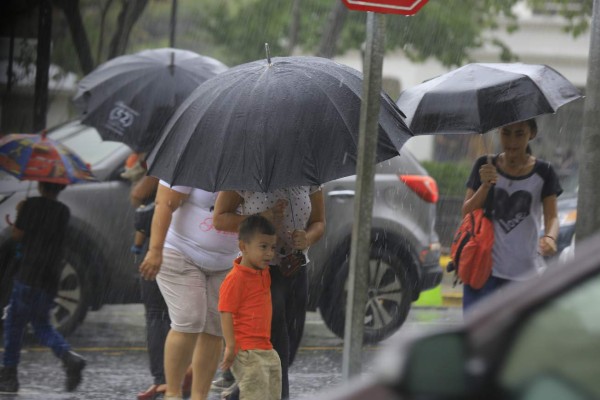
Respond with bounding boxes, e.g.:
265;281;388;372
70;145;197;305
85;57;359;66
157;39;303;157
525;118;537;155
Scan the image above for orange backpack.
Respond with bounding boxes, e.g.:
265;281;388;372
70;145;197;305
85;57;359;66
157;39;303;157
447;190;494;289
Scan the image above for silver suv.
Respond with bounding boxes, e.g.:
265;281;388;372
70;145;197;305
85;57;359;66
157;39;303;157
0;121;442;343
308;151;442;344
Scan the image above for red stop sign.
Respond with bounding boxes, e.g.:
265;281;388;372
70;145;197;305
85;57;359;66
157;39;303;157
342;0;428;15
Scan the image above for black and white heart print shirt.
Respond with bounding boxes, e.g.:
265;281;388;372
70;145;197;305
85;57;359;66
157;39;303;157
467;155;562;281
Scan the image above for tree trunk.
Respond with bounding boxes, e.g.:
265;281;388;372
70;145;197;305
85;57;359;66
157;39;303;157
108;0;149;59
316;1;348;58
575;0;600;244
96;0;115;64
53;0;94;74
287;0;301;55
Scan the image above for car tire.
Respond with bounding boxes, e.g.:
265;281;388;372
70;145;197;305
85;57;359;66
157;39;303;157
318;240;414;344
51;246;91;336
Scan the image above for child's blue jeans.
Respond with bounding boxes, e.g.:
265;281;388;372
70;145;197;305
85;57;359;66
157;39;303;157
3;280;71;367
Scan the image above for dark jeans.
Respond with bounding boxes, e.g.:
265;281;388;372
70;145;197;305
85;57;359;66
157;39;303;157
2;280;71;367
140;277;171;385
463;275;511;313
270;265;308;400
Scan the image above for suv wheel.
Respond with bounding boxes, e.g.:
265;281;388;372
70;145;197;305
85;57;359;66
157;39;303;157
52;247;91;336
319;241;414;344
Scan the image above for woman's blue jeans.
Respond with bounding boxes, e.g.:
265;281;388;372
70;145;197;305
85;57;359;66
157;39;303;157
463;275;511;313
3;280;71;367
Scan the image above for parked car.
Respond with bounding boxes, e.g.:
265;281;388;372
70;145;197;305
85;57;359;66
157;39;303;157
540;171;577;261
0;120;442;342
315;232;600;400
307;154;443;343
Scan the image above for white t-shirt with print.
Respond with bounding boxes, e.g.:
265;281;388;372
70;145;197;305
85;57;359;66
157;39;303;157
467;156;562;281
160;181;239;271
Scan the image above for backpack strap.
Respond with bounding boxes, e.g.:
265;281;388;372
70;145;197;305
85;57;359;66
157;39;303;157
483;186;494;219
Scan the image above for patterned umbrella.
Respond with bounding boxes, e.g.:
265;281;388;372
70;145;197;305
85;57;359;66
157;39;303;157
0;132;96;184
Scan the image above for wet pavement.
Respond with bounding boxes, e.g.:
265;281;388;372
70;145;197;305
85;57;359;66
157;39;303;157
0;305;462;399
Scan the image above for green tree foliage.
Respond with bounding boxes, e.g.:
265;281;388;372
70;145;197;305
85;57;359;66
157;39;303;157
527;0;593;36
49;0;594;74
200;0;522;66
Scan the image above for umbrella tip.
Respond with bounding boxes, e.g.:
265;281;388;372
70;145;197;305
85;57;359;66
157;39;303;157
265;43;271;66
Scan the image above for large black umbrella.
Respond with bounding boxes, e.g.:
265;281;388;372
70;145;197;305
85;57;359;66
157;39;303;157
147;56;413;192
397;63;583;135
73;48;227;153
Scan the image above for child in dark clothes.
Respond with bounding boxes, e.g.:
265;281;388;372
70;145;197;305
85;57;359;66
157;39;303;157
0;182;86;393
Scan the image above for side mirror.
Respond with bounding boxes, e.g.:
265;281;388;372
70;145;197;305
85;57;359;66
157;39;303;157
396;331;469;397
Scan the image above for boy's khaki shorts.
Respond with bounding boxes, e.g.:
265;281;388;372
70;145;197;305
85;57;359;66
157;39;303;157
232;349;282;400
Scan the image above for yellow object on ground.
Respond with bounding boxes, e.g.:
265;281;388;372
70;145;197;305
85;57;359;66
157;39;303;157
413;255;462;308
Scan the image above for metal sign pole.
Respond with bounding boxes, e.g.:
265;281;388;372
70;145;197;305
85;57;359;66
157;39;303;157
576;0;600;243
342;11;386;379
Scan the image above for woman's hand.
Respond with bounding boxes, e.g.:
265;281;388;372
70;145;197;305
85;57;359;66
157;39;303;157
139;248;162;280
479;157;497;187
291;229;309;251
539;235;557;257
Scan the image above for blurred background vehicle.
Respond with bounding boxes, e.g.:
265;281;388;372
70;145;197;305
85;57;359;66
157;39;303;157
316;232;600;400
0;121;135;335
308;153;443;344
540;170;578;262
0;120;442;342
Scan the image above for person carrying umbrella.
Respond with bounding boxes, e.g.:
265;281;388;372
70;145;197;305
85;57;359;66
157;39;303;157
213;187;326;399
0;133;94;393
461;119;562;311
74;48;228;399
138;182;240;400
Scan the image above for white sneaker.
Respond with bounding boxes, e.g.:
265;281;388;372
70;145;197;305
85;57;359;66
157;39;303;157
220;382;239;399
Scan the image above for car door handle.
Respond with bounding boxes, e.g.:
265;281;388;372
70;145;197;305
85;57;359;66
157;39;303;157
328;190;355;199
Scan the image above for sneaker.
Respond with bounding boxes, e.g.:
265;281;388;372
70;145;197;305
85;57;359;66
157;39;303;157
210;372;235;391
0;367;18;393
220;382;239;400
61;351;86;391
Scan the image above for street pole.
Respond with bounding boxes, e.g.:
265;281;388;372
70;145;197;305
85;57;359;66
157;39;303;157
342;11;385;379
575;0;600;244
33;0;52;132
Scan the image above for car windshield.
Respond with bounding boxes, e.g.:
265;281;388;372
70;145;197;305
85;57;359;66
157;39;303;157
48;123;124;167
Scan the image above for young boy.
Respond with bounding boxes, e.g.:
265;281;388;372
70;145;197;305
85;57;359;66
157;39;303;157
0;182;86;393
218;215;282;400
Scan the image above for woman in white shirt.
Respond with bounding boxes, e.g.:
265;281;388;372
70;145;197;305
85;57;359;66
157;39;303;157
139;182;239;400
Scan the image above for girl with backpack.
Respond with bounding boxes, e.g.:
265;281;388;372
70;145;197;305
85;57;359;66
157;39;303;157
461;119;562;311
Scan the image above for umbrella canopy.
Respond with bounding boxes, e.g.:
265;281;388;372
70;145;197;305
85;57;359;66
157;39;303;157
0;132;96;184
397;63;583;135
73;48;228;153
147;56;413;192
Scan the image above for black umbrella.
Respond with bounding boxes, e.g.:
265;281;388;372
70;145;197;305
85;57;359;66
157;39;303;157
73;48;228;153
397;63;583;136
147;55;413;192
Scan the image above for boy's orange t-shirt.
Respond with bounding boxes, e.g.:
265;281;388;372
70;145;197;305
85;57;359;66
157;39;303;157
218;257;273;352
